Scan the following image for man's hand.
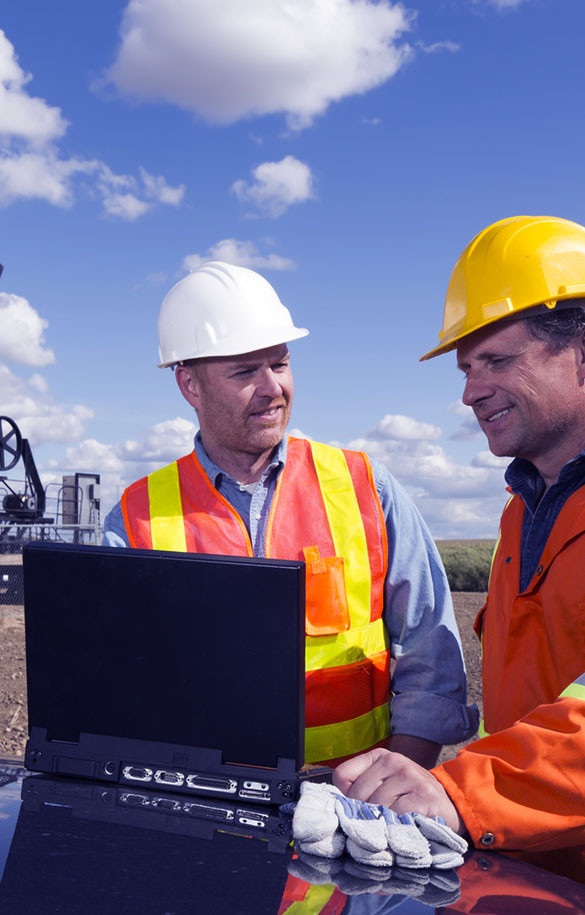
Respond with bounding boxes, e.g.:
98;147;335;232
332;748;466;836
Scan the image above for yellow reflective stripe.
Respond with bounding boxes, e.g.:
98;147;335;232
305;618;388;671
147;462;187;551
477;718;489;738
560;682;585;701
283;883;337;915
305;703;390;763
309;440;371;629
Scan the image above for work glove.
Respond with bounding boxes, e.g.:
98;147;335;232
285;781;467;870
288;850;462;908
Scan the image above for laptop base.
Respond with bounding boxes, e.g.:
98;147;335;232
25;727;332;805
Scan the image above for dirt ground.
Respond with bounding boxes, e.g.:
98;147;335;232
0;593;485;763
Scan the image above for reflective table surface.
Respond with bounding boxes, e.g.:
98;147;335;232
1;760;584;914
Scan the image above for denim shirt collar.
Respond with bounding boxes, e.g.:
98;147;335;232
505;448;585;515
193;430;287;488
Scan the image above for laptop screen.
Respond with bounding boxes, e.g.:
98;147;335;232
23;542;306;770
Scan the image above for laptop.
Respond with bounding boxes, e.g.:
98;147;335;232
0;774;293;914
22;542;331;804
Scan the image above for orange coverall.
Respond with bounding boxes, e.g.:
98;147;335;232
433;487;585;882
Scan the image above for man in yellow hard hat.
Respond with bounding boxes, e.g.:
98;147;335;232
334;215;585;882
103;261;478;771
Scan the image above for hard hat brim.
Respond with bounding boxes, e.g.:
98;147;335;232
158;325;309;368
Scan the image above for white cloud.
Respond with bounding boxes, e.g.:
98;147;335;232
0;293;55;366
469;0;530;8
0;365;94;446
417;40;460;53
339;411;508;537
232;156;314;218
102;191;151;221
104;0;413;129
0;29;184;219
364;413;442;442
184;239;295;272
0;151;97;207
0;30;67;146
139;166;185;205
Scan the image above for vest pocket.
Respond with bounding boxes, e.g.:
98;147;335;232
303;545;350;635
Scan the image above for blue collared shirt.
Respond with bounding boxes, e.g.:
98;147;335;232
505;450;585;592
103;433;478;746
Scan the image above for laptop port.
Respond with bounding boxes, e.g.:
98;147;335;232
243;780;269;792
119;792;151;807
186;775;238;794
184;802;235;821
238;788;271;801
154;769;185;786
237;809;268;828
151;797;182;811
123;766;153;783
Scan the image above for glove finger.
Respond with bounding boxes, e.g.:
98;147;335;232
346;837;394;867
334;795;388;851
428;868;461;892
299;830;346;859
333;869;387;896
427;843;465;870
293;782;338;841
413;813;468;854
343;859;394;882
381;810;431;860
394;851;433;869
287;856;333;884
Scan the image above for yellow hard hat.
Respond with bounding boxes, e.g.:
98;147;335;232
420;215;585;361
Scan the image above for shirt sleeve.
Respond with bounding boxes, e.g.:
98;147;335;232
372;459;479;746
433;674;585;852
102;500;130;548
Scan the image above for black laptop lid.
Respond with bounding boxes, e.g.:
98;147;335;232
23;542;306;769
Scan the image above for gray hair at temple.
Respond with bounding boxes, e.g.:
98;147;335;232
524;300;585;354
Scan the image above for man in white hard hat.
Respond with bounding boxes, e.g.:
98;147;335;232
332;216;585;884
104;261;477;769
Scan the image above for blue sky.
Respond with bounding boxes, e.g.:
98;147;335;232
0;0;582;538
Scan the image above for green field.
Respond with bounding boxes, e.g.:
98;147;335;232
435;539;496;592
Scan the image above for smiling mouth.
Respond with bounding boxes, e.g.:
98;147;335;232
486;407;513;423
250;405;282;419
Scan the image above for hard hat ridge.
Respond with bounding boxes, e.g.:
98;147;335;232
157;260;308;367
420;215;585;360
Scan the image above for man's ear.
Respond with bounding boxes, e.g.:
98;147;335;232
175;364;201;409
577;332;585;387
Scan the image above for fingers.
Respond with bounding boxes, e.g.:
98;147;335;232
333;749;463;833
332;747;392;796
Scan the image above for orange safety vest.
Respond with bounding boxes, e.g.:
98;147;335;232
434;484;585;879
121;436;390;766
476;488;585;735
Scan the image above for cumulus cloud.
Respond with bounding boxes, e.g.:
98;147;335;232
0;30;66;146
184;239;295;272
0;293;55;366
232;157;314;218
0;29;184;218
0;365;94;446
104;0;413;129
417;40;460;53
340;411;508;537
468;0;530;8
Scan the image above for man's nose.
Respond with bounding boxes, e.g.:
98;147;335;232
462;370;492;407
257;369;283;397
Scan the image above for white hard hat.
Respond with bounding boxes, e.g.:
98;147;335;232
157;261;309;367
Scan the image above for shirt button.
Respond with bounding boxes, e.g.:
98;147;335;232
505;556;512;564
255;513;261;521
239;485;246;492
480;832;496;847
536;564;543;575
